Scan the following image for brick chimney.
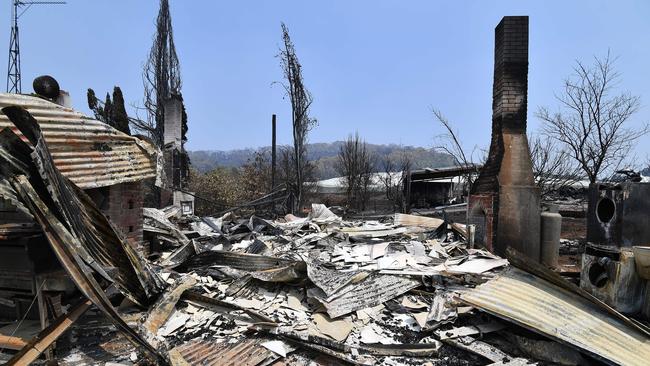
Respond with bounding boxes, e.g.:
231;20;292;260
467;16;541;260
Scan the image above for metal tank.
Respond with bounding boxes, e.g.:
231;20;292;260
540;204;562;268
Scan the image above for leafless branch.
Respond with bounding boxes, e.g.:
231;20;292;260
432;109;482;193
142;0;182;147
537;50;649;183
529;134;583;198
336;132;376;210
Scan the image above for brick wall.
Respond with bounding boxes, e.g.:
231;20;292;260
102;182;144;248
468;193;498;253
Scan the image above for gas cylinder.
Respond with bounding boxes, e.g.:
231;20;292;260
540;204;562;268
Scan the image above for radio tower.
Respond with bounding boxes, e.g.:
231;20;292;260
6;0;65;93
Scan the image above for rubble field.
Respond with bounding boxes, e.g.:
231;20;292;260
47;205;647;366
0;105;649;366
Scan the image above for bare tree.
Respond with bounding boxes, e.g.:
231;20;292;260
529;134;583;198
380;150;411;212
336;132;376;210
279;23;317;213
537;51;649;183
140;0;182;146
380;156;395;200
432;109;482;194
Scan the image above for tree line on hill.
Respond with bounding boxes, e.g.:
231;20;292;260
188;142;456;179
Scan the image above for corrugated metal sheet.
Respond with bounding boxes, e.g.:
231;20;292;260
0;178;31;218
316;274;420;318
0;93;157;189
1;106;165;305
1;107;165;363
181;250;297;271
169;338;279;366
459;267;650;366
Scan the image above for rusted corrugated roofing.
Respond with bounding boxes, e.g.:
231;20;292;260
459;267;650;366
169;338;279;366
0;93;157;189
1;106;165;363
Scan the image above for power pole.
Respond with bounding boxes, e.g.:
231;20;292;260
6;0;65;93
271;114;277;190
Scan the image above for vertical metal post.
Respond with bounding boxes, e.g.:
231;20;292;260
405;168;411;214
271;114;277;189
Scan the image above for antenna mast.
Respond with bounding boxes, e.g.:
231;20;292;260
6;0;65;93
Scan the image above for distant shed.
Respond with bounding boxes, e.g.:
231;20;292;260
407;165;480;208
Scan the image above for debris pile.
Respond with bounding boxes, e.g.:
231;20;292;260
1;106;649;365
133;205;648;365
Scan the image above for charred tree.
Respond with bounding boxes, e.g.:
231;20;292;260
279;23;317;213
87;88;102;121
433;109;482;195
86;87;131;135
111;87;131;135
138;0;191;206
336;132;376;210
141;0;182;147
529;134;582;198
537;51;648;183
380;150;411;212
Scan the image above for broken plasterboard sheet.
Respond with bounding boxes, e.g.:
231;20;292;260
158;310;190;337
312;313;353;342
232;297;265;310
283;292;309;312
394;213;444;229
261;340;290;357
413;312;428;328
359;324;398;345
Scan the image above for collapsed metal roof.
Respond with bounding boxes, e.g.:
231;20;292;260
0;106;166;363
459;267;650;366
0;93;157;189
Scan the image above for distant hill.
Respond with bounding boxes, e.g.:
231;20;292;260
189;142;457;179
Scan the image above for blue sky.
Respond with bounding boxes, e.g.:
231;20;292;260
3;0;649;159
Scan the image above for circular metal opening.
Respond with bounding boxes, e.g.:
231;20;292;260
596;197;615;223
588;261;609;288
